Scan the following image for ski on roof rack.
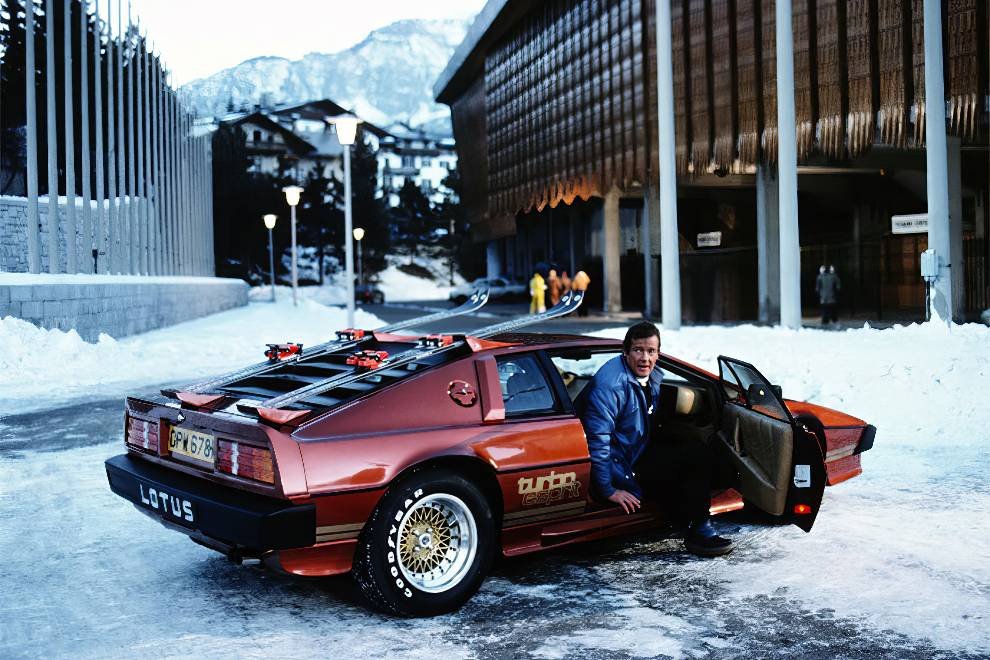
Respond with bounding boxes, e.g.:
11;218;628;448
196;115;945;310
162;287;490;398
239;289;584;417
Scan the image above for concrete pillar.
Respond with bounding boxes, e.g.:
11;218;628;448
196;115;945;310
852;205;864;314
486;241;501;278
63;0;77;273
756;166;781;323
776;0;802;328
923;0;952;323
603;188;622;313
79;0;93;273
643;185;661;318
106;2;119;272
94;0;107;273
947;136;964;318
45;0;60;273
115;0;127;273
25;0;41;273
656;0;682;329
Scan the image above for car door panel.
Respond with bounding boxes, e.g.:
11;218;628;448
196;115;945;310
718;356;827;531
718;403;793;515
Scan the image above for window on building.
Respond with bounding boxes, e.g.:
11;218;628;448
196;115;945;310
252;129;262;142
402;155;415;168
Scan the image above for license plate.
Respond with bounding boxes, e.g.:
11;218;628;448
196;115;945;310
138;481;195;524
168;426;215;466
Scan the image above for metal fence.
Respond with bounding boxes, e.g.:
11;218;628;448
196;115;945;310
1;0;213;276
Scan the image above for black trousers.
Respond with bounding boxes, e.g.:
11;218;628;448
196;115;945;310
634;431;714;526
821;303;838;324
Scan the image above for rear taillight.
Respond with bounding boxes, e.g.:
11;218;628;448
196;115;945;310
217;440;275;484
126;416;159;453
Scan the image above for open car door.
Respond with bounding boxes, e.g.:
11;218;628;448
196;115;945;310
716;356;827;532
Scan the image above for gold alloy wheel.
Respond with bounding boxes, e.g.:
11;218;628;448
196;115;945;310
395;493;478;593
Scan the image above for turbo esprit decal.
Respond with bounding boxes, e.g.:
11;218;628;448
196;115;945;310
517;470;581;506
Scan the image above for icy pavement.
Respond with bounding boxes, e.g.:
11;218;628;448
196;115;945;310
1;309;989;657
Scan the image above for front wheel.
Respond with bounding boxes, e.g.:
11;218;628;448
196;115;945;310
352;469;495;616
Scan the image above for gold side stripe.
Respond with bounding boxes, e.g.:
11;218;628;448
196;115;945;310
503;509;586;527
504;501;586;521
316;522;365;534
316;531;361;543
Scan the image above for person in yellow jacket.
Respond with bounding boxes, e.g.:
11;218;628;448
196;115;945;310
529;271;547;314
571;269;591;316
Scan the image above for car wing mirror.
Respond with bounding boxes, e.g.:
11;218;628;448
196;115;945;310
772;384;782;399
747;383;777;406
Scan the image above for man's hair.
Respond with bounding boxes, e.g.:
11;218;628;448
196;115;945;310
623;322;661;353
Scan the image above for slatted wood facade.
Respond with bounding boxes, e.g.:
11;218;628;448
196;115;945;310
445;0;988;231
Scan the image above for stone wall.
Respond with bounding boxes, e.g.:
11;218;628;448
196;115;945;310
0;278;248;342
0;196;136;274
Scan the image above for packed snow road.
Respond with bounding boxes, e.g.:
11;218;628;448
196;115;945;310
1;298;989;658
0;408;986;659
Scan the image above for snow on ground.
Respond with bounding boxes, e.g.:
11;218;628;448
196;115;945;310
588;320;990;652
1;302;988;655
376;253;465;302
0;289;384;414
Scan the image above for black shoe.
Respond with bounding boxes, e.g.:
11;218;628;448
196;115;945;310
685;532;733;557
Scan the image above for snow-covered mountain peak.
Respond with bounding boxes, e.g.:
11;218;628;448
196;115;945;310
178;18;469;134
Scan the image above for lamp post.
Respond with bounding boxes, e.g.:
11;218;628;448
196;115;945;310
282;185;303;306
353;227;365;286
263;214;277;302
328;114;361;328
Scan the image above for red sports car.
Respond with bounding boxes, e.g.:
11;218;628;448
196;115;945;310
105;291;875;616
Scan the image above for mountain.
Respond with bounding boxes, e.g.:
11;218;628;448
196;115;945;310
178;19;469;133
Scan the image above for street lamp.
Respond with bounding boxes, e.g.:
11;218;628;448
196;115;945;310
353;227;365;286
282;185;303;306
328;114;361;328
263;214;277;303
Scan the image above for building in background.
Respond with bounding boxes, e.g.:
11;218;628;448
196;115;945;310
435;0;988;323
378;123;459;207
216;100;458;210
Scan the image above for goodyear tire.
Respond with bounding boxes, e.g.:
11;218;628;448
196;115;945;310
353;469;495;616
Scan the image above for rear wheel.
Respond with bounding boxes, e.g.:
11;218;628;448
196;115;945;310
353;469;495;616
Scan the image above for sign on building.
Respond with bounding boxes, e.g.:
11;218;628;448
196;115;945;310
891;213;928;234
697;231;722;248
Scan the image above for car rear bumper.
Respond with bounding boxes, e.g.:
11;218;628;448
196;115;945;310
105;453;315;554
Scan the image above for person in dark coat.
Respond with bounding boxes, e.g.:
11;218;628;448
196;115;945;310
815;264;841;326
577;322;732;556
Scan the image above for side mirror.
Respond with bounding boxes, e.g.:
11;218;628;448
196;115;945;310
772;384;782;399
747;383;780;406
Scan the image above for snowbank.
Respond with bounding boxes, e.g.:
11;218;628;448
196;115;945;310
376;254;465;302
0;296;384;414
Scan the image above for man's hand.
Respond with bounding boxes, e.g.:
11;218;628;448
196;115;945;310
607;489;641;514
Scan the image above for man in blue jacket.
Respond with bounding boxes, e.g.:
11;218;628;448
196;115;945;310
578;322;732;556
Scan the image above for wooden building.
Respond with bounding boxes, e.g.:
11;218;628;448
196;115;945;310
435;0;988;322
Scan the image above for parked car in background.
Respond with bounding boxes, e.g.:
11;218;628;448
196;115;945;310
450;277;526;303
355;284;385;305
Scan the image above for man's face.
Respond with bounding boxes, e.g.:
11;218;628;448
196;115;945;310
624;336;660;378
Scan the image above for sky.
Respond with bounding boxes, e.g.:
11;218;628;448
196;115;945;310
106;0;486;86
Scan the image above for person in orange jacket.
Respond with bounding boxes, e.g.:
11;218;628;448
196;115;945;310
529;271;547;314
571;269;591;316
547;269;562;307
